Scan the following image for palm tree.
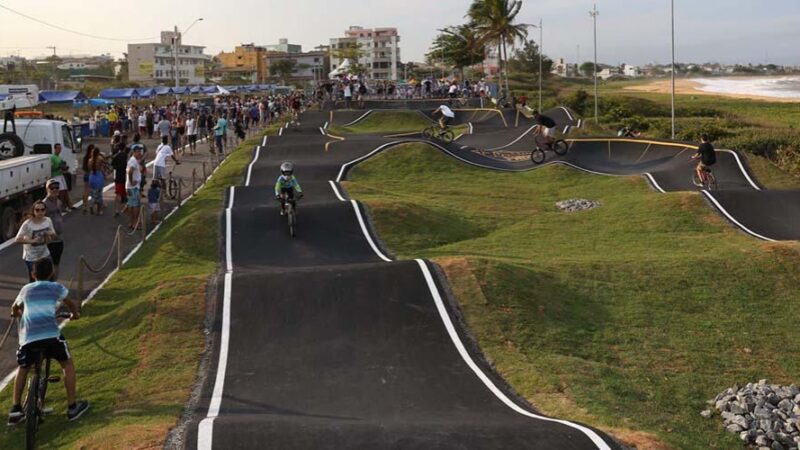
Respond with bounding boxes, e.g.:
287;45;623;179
468;0;531;97
427;24;486;78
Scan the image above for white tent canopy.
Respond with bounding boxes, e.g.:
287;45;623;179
328;59;353;79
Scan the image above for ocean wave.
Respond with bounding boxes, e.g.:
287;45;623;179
691;76;800;99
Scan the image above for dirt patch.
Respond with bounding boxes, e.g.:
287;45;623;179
74;422;172;450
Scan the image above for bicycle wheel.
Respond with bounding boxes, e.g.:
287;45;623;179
168;178;178;200
25;375;39;450
707;174;718;191
531;148;546;164
287;205;296;238
421;127;434;140
691;172;704;189
440;129;455;144
552;140;569;156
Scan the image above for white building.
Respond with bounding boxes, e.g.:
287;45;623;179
127;31;210;85
330;26;400;80
622;64;640;77
551;58;577;77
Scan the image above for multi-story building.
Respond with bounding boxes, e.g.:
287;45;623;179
551;58;578;77
127;31;209;85
265;38;302;54
216;44;268;83
265;51;329;85
329;26;400;80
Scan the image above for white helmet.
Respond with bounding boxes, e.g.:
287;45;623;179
280;161;294;176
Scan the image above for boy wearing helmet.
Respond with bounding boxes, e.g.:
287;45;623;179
275;162;304;215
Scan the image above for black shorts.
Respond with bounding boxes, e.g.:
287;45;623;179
17;336;71;368
441;116;453;127
47;241;64;266
188;135;197;144
280;187;295;200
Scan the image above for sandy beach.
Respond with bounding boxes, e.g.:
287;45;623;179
625;78;800;103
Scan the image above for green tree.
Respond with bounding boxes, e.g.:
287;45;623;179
468;0;531;96
508;39;552;75
427;24;486;77
580;61;597;77
269;59;297;84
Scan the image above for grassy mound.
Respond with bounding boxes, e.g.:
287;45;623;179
344;143;800;449
328;110;469;137
0;128;279;448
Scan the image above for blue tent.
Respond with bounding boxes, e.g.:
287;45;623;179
99;88;138;99
222;85;239;93
201;85;222;94
189;86;202;94
172;86;190;95
38;90;88;104
134;88;155;98
154;86;173;96
89;98;115;106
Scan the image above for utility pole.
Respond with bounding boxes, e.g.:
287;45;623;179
538;18;543;112
46;46;58;90
670;0;676;139
173;25;180;88
590;4;599;124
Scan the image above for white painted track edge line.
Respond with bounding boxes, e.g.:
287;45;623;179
350;200;391;262
342;110;373;127
245;147;261;187
414;259;611;450
643;173;667;193
559;106;575;122
701;191;775;241
485;125;536;151
329;180;346;202
718;149;761;190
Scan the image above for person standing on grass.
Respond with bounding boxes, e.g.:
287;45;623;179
126;146;143;231
42;180;65;279
15;201;56;283
7;258;89;426
50;144;73;211
186;113;197;155
111;145;128;217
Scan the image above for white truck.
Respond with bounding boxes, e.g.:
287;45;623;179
0;85;81;240
0;155;51;240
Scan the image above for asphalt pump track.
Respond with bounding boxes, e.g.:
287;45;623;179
186;111;619;449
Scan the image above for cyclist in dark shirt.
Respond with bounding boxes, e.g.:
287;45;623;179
692;134;717;186
532;111;558;147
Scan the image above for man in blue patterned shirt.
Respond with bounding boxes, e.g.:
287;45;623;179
8;259;89;425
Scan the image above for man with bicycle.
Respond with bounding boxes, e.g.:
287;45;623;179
432;104;456;130
692;134;716;186
531;110;558;149
8;259;88;425
153;136;181;182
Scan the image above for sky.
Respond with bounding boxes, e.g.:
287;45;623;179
0;0;798;66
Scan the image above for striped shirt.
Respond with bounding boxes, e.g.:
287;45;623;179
13;281;68;346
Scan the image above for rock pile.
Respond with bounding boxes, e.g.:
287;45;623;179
555;199;601;213
704;380;800;449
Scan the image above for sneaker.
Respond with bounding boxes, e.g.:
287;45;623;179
7;405;24;426
279;209;285;216
67;400;89;422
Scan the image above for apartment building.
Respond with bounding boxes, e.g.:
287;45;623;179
217;44;269;83
265;51;329;84
128;31;209;85
330;26;400;80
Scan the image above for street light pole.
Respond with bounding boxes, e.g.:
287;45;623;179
538;18;543;112
173;18;203;89
670;0;676;139
590;4;599;124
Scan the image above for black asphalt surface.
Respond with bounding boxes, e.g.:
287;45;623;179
187;107;619;449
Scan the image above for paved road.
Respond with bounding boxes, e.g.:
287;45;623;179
186;111;618;449
0;126;263;388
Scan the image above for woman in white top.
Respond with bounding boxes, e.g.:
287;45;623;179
15;200;57;282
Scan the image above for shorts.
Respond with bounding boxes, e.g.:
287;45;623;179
154;165;166;180
126;188;141;207
17;336;71;368
52;175;68;192
698;162;714;171
115;182;126;197
46;241;64;266
441;116;453;127
91;188;104;206
149;202;160;212
215;135;224;149
543;126;556;138
188;134;197;144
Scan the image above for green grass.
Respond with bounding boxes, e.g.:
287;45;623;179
328;110;469;137
344;143;800;450
0;126;279;449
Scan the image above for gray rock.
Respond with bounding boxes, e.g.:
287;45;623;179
731;415;749;429
731;403;747;415
555;199;601;213
757;406;776;419
700;409;713;418
771;441;785;450
770;393;784;406
756;435;771;446
727;424;744;433
761;419;774;431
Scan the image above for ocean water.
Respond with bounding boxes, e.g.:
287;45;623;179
691;76;800;99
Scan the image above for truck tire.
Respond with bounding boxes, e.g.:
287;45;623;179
0;206;17;241
0;132;24;160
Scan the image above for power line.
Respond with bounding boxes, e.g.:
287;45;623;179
0;2;157;42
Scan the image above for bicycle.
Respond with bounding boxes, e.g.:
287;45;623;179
163;170;180;200
21;312;72;450
530;134;569;164
277;193;301;238
692;166;718;191
422;124;455;144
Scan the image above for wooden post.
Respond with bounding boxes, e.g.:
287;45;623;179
116;226;122;269
77;257;85;300
141;204;148;241
202;161;207;179
192;168;197;192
